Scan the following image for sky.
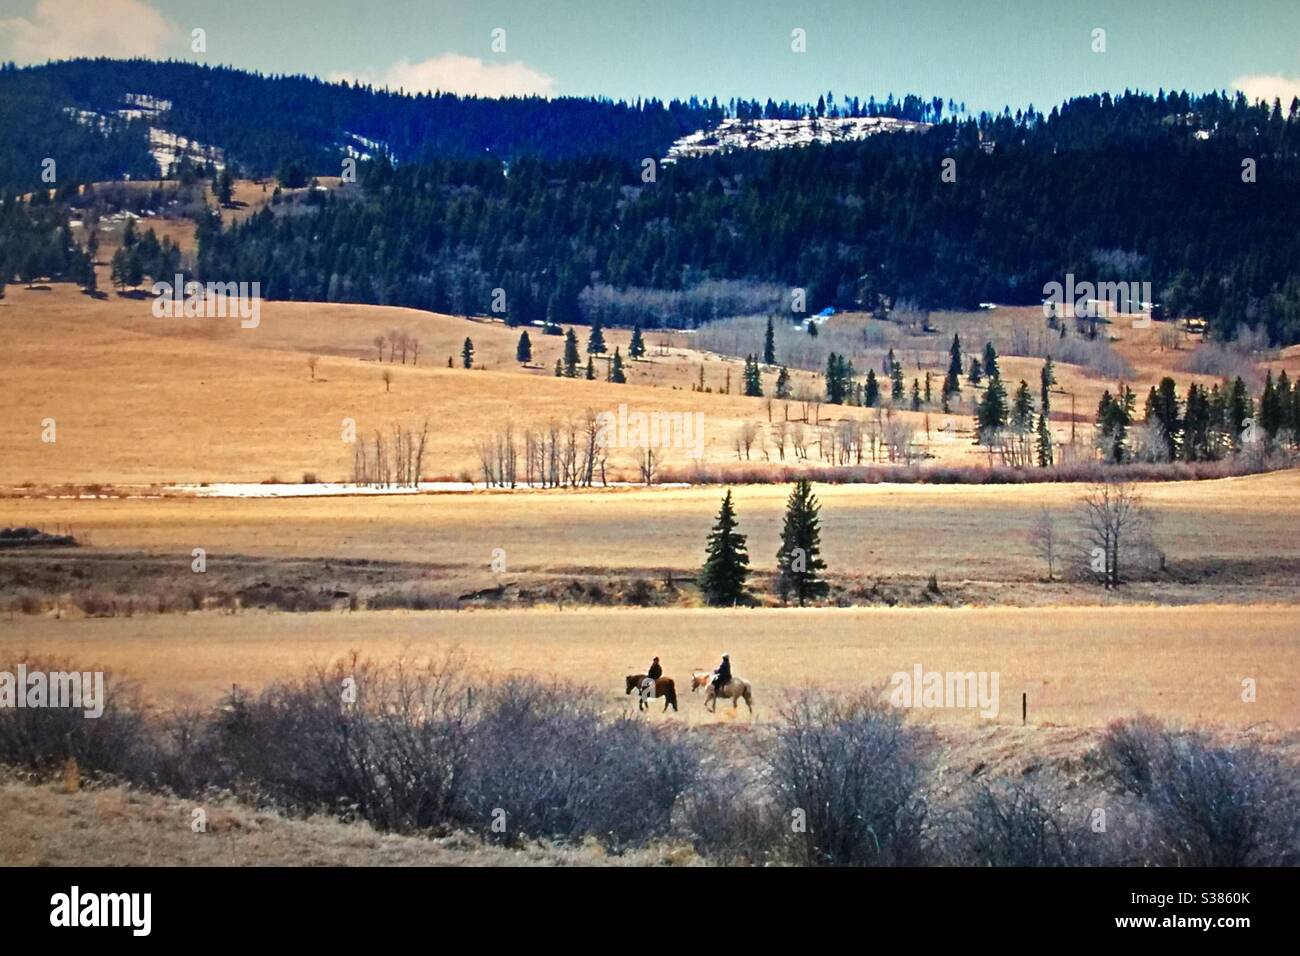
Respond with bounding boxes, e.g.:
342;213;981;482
1;0;1299;113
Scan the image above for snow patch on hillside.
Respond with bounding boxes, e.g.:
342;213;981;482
664;116;929;162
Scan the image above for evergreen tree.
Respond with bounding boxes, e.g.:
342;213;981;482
976;374;1008;439
610;347;626;383
1039;358;1056;413
776;479;828;606
943;333;963;400
1035;412;1053;467
864;369;880;407
698;490;750;606
515;330;532;365
628;324;646;360
910;378;922;411
462;337;475;369
1144;377;1182;459
563;328;580;377
587;321;606;355
743;354;764;397
585;356;596;380
982;342;1000;382
924;370;932;405
763;316;776;365
890;359;905;401
554;358;563;377
775;366;791;399
1012;381;1034;431
807;320;818;338
968;357;983;386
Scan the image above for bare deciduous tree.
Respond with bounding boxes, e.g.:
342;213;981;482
381;369;393;392
307;355;319;381
1077;480;1149;589
1029;507;1058;581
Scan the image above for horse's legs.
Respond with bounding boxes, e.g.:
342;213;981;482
745;690;753;714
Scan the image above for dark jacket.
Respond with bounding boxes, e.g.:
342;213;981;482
715;659;731;686
647;661;663;680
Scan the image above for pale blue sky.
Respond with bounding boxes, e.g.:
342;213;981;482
3;0;1299;111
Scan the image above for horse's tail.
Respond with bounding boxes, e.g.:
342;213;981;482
665;680;678;710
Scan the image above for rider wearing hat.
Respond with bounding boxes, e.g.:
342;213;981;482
713;653;731;691
647;657;663;680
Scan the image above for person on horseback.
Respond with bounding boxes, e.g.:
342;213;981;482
647;657;663;680
712;654;731;692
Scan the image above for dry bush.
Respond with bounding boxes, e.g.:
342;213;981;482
461;680;699;849
1096;718;1300;866
763;690;932;866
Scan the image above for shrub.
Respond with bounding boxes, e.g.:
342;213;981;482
764;691;932;865
1097;718;1300;866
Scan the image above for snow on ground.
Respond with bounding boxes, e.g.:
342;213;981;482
664;116;929;162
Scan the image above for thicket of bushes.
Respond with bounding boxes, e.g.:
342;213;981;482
1;658;1296;865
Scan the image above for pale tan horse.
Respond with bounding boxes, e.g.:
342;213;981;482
691;671;753;714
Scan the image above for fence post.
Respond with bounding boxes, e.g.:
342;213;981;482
1022;692;1027;726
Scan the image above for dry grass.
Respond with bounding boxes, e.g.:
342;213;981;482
2;604;1295;729
0;775;688;866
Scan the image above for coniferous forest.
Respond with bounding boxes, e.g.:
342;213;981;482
2;59;1299;343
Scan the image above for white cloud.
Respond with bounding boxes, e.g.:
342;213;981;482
331;54;556;99
1230;73;1300;107
0;0;176;63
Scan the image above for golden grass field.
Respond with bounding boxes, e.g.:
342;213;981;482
3;274;1280;487
3;605;1297;730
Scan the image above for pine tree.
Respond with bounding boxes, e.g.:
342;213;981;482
516;330;532;365
864;369;880;407
563;328;580;377
976;374;1008;439
698;490;750;606
982;342;1000;382
968;357;983;386
1039;357;1056;414
743;354;764;397
910;378;922;411
629;324;646;360
924;370;933;405
1035;412;1053;467
1012;381;1034;431
775;366;791;399
763;316;776;365
611;347;626;383
585;356;596;380
776;479;828;606
587;321;606;355
462;337;474;369
890;359;905;401
943;333;963;400
555;358;563;377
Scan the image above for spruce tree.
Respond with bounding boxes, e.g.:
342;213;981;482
1036;412;1054;467
776;479;828;605
775;366;791;399
969;357;983;386
943;333;963;400
516;330;532;365
982;341;1000;382
698;490;750;606
910;378;922;411
891;359;905;401
587;321;606;355
864;369;880;407
563;328;580;377
763;316;776;365
585;356;596;380
462;337;474;369
629;324;646;360
744;355;764;396
976;374;1008;439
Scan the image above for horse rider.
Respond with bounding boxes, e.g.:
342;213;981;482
647;657;663;680
712;653;731;692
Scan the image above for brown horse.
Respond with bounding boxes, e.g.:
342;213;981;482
691;671;753;714
626;674;678;712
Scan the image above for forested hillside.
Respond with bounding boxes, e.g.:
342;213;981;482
196;90;1300;344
